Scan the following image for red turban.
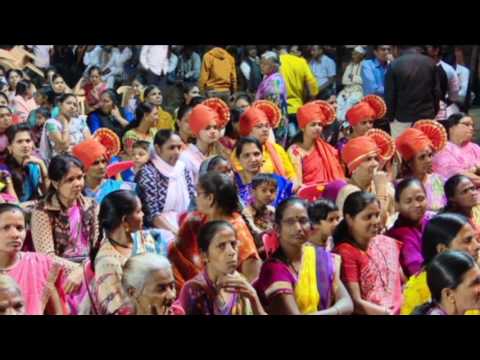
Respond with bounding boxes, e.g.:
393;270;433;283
341;136;379;173
239;107;269;136
73;139;107;170
189;104;220;136
346;102;376;127
395;128;432;161
297;100;336;129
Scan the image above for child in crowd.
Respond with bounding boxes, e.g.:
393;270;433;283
121;140;150;182
242;174;277;248
308;199;341;251
29;107;50;147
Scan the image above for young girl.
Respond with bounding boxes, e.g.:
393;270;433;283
308;199;341;251
29;107;50;148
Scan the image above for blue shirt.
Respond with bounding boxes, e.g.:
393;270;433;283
361;58;388;97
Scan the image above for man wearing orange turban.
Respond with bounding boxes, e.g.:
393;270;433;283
73;139;134;203
288;101;345;188
231;105;298;185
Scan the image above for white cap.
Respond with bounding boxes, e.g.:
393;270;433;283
353;46;366;55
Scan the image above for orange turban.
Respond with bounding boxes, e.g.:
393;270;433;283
297;100;336;129
341;136;379;173
189;104;220;136
395;128;432;161
239;107;269;136
72;139;107;170
346;102;376;127
346;95;387;127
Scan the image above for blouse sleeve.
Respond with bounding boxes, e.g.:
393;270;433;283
335;244;361;284
287;145;304;184
258;261;295;302
95;255;128;315
30;209;79;274
233;215;260;263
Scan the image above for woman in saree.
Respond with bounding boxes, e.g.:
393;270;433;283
88;190;164;315
74;66;108;114
254;197;353;315
401;212;480;315
432;113;480;187
413;251;480;315
0;203;66;315
333;191;404;315
31;154;98;314
234;136;293;208
232;100;298;187
395;120;448;212
386;178;434;277
336;95;387;154
287;100;345;187
441;174;480;228
178;220;266;315
169;172;261;290
143;85;175;131
122;102;158;159
179;98;231;185
122;253;184;315
336;133;396;228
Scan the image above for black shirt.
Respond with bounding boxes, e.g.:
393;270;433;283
385;53;441;123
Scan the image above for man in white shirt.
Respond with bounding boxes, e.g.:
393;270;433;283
139;45;169;90
309;45;336;100
456;63;474;106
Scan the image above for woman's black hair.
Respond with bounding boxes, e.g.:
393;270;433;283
0;92;8;104
35;107;51;121
36;85;56;107
87;66;101;76
99;89;120;108
198;220;235;253
224;108;242;139
124;102;156;133
421;212;470;266
251;173;278;189
90;190;139;269
6;123;31;144
46;154;84;201
308;199;338;224
153;129;175;148
177;103;194;124
0;203;25;225
15;79;32;97
198;172;240;214
274;197;308;226
413;251;477;315
394;177;425;202
189;96;205;107
332;191;379;246
182;82;198;96
444;112;468;138
132;74;145;85
143;85;161;99
51;73;64;84
234;136;262;158
206;155;228;172
6;69;23;83
56;93;76;105
231;92;252;107
442;174;472;214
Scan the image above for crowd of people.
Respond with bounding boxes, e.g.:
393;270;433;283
1;44;480;316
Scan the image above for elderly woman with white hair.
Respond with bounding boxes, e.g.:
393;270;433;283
0;274;25;315
256;50;289;144
122;253;185;315
336;46;367;122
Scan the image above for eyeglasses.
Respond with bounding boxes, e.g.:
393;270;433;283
282;217;311;227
